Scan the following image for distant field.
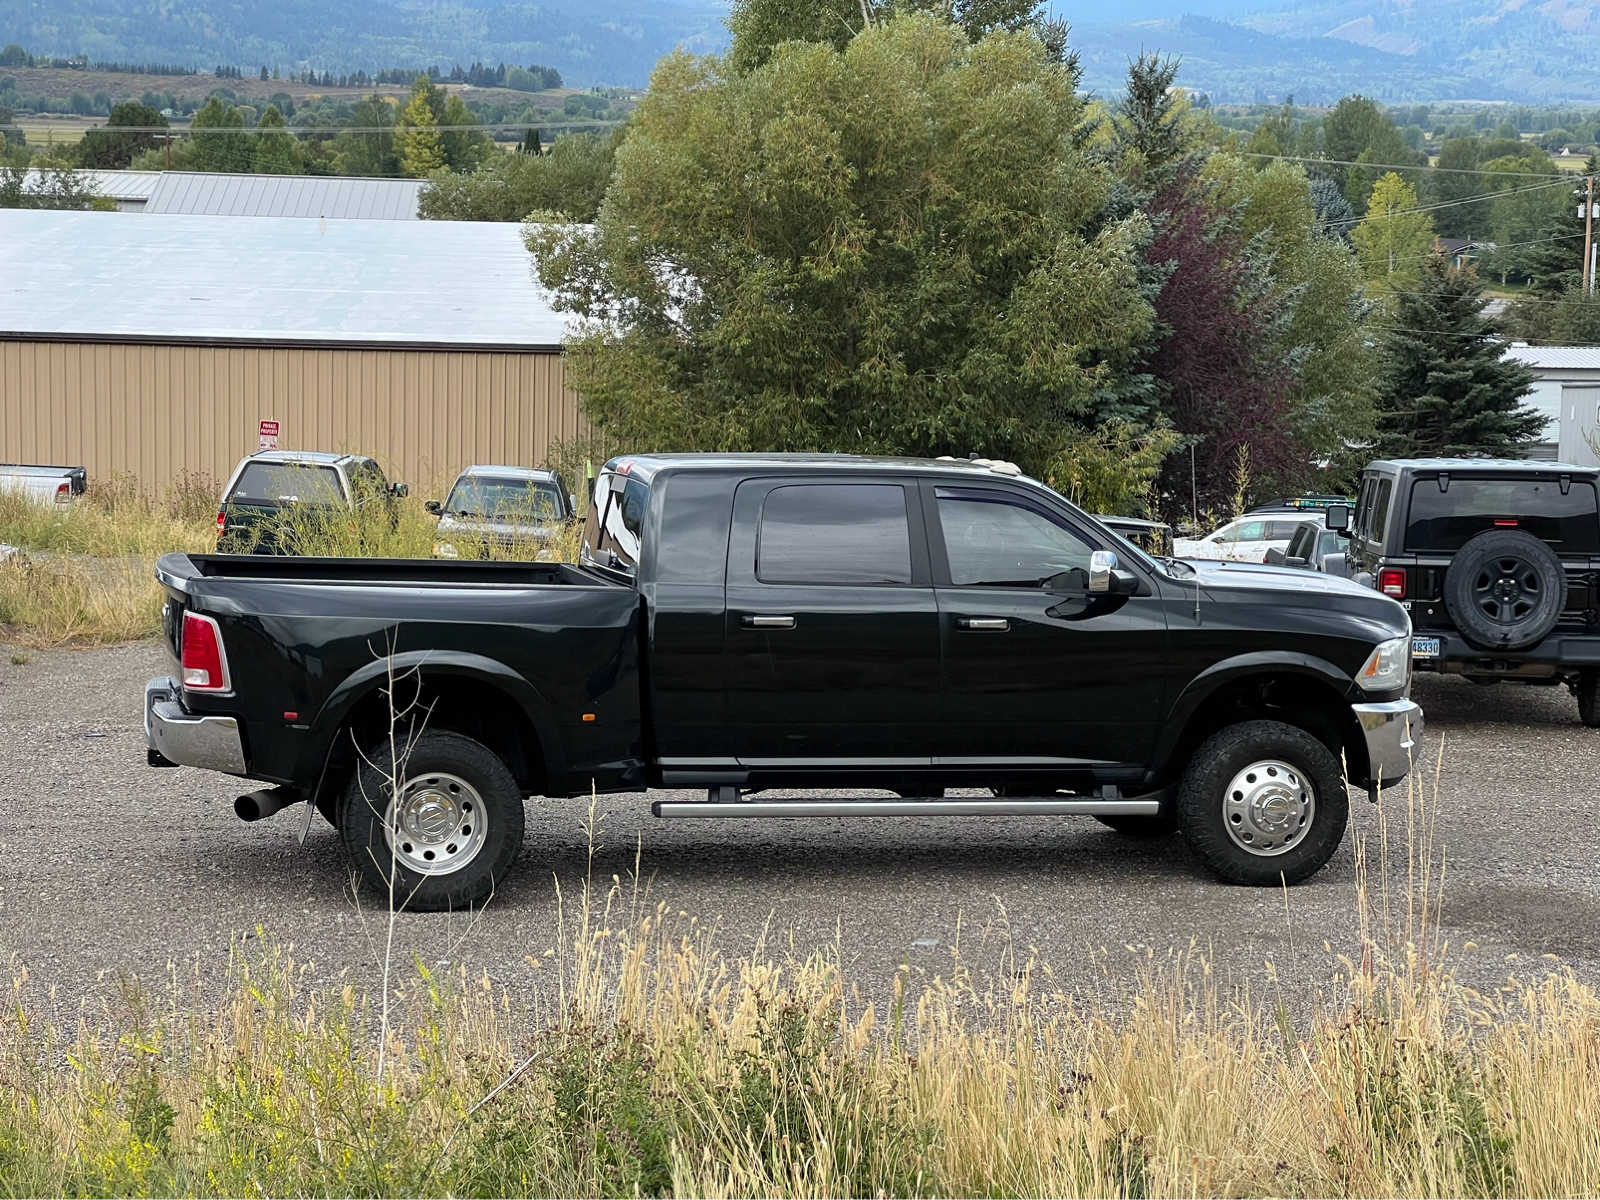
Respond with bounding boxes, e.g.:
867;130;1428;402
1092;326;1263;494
0;65;579;110
13;116;100;145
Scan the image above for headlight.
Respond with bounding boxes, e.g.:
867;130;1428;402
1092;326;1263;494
434;542;459;559
1356;635;1410;692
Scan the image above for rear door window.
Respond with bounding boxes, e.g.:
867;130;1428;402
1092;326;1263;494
230;462;344;505
584;470;650;572
758;484;912;585
1405;478;1600;552
1369;479;1393;545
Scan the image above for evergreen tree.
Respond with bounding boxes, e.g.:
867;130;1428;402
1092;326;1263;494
1545;285;1600;344
520;128;542;155
1375;257;1543;458
1117;52;1188;189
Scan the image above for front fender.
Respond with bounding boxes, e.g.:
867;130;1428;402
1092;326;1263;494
1150;651;1354;774
298;650;562;781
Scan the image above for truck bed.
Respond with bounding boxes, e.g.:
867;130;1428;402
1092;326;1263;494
165;554;613;589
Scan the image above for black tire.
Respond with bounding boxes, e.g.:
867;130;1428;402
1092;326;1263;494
1095;809;1179;838
1443;529;1564;652
339;730;525;912
1579;669;1600;728
1177;719;1348;886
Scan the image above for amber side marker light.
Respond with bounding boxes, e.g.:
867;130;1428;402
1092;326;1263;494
581;713;597;723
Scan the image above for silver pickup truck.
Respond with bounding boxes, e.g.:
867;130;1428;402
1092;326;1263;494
0;463;87;505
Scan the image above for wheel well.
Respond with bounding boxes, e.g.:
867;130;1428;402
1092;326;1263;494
1163;673;1367;786
317;673;546;807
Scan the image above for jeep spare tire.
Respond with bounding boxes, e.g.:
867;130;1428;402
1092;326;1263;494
1443;528;1564;652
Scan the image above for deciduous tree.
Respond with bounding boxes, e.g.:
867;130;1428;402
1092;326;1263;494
397;77;446;176
529;16;1153;473
1352;172;1435;302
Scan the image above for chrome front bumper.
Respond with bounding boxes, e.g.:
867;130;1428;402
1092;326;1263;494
145;676;248;775
1351;697;1423;790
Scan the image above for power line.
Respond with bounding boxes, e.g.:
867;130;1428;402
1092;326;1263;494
1239;150;1572;180
65;120;608;135
1322;174;1576;229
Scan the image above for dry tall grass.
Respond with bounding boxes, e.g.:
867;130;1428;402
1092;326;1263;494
2;780;1598;1198
0;472;585;646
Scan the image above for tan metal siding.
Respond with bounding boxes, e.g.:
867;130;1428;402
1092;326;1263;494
0;340;586;493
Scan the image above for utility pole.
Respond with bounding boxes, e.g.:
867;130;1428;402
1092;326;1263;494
1584;174;1595;295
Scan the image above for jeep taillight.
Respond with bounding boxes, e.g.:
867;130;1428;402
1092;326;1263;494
181;611;231;692
1378;568;1407;599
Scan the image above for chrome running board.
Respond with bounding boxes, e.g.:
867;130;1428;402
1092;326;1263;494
651;795;1159;819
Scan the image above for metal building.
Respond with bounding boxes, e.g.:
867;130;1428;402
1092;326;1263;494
17;169;164;211
0;209;587;491
1505;343;1600;467
142;172;425;219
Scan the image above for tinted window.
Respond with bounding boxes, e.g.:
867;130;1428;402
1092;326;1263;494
1353;477;1376;539
1265;521;1301;540
939;492;1093;586
231;462;343;505
758;484;912;585
1405;478;1600;552
584;471;650;572
1319;530;1341;555
446;476;564;519
1287;527;1311;558
1371;480;1393;544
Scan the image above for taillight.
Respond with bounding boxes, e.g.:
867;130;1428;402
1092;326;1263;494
1378;568;1407;599
181;611;231;692
216;510;227;531
54;481;70;504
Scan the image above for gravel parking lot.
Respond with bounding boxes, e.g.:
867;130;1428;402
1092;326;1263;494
2;639;1596;1018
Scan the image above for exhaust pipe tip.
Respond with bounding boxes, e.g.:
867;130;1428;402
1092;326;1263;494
235;787;299;822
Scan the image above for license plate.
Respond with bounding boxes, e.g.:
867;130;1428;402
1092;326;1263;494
1412;636;1441;659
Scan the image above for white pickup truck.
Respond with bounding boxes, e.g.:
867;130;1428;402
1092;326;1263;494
0;463;87;505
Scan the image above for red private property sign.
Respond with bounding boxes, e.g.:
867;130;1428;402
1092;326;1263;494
258;420;280;452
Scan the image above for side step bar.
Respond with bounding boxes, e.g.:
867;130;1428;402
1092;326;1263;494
652;795;1160;819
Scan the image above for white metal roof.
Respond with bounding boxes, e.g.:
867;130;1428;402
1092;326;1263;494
1506;342;1600;371
0;209;570;349
143;172;424;219
19;169;164;200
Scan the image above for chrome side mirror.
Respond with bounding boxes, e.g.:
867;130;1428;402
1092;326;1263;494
1089;549;1117;594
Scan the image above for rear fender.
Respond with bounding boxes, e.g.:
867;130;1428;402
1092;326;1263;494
300;650;562;782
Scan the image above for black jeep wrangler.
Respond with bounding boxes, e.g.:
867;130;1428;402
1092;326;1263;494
1346;458;1600;726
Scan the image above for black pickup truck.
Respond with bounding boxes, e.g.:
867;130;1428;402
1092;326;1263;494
146;454;1421;909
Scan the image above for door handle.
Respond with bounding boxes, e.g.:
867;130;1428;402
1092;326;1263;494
956;616;1009;632
743;614;796;629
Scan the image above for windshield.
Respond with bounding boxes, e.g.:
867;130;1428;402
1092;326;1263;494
445;476;564;520
230;462;344;506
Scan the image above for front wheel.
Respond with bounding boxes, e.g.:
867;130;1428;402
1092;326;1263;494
1177;720;1348;885
339;730;525;911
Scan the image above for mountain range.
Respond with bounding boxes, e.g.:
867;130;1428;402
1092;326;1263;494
4;0;1600;102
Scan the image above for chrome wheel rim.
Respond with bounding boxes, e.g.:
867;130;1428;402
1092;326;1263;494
1223;759;1315;857
383;772;487;876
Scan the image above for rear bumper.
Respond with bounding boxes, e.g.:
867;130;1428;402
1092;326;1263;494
1351;698;1423;789
145;676;248;775
1409;626;1600;677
